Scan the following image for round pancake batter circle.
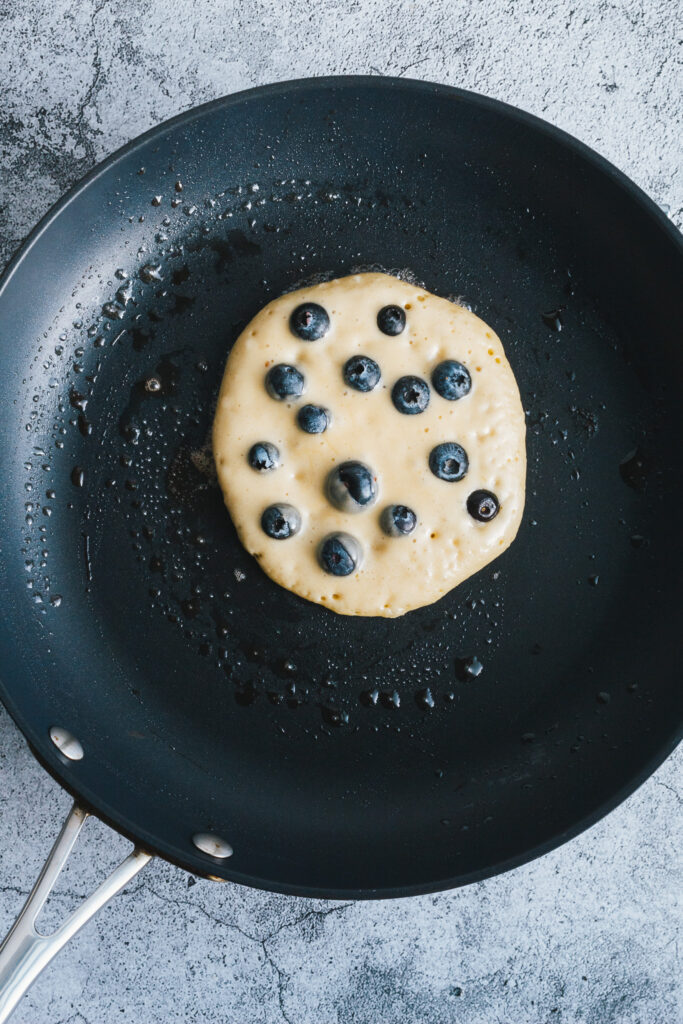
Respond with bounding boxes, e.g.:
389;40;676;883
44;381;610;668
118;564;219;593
213;273;526;617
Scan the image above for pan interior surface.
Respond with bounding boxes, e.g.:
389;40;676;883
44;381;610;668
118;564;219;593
0;79;680;896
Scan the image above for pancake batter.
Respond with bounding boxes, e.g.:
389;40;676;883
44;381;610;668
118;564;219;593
213;273;526;617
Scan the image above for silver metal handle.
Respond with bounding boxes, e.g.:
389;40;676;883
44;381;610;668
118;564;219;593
0;803;152;1022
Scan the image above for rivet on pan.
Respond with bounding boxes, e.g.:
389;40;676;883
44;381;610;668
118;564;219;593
192;832;233;859
49;726;84;761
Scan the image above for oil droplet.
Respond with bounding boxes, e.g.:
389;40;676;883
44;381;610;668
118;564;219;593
285;681;304;708
102;301;125;320
83;533;93;583
78;414;92;437
145;376;162;393
619;448;650;493
455;655;483;681
360;688;379;707
140;264;162;283
116;281;133;305
541;309;563;331
380;690;401;710
320;706;349;727
415;687;435;710
123;423;141;444
69;389;88;411
181;597;201;618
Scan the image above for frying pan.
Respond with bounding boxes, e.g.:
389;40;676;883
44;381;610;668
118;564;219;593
0;77;681;1017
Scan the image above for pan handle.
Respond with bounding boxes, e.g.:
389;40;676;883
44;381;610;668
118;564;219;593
0;803;152;1022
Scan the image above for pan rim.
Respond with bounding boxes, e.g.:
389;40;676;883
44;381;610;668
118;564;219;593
0;75;681;898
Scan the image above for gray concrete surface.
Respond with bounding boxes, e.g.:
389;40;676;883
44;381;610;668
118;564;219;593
0;1;681;1021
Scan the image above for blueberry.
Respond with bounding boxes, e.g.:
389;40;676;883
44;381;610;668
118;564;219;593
261;503;301;539
319;533;362;576
432;360;472;401
377;304;406;336
391;375;430;415
380;504;417;536
326;461;377;513
248;441;279;471
289;302;330;341
265;363;305;400
467;489;500;522
429;443;469;482
343;355;381;392
297;404;330;434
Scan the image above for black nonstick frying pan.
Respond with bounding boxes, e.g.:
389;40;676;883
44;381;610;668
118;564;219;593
0;76;681;1013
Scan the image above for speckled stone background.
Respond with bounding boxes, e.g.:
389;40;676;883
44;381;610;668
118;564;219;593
0;2;681;1022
